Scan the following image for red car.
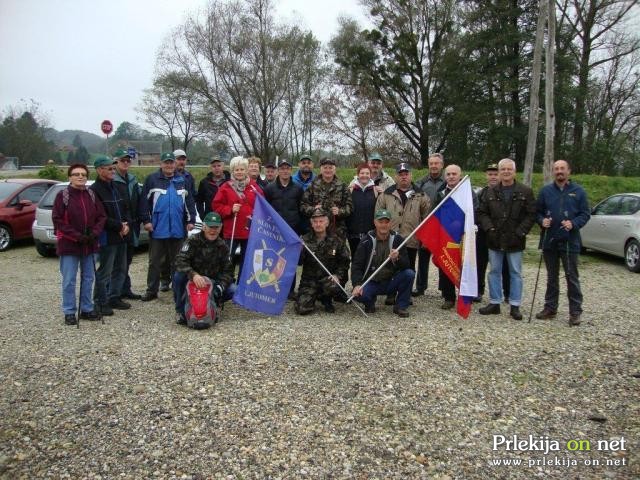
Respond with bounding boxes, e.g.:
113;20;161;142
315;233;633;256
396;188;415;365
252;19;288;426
0;179;58;251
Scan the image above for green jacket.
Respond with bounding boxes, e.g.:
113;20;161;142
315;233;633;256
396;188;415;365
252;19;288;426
174;233;234;288
299;232;350;284
301;176;353;238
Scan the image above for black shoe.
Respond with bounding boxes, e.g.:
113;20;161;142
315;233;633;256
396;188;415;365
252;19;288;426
479;303;500;315
159;282;171;292
110;298;131;310
393;307;410;318
141;292;158;302
569;314;581;326
323;302;336;313
510;305;523;320
535;308;557;320
384;294;396;306
364;304;376;314
411;289;425;298
472;296;482;303
441;300;455;310
121;291;142;300
64;314;77;325
287;291;297;301
79;310;99;320
97;304;114;316
176;312;187;325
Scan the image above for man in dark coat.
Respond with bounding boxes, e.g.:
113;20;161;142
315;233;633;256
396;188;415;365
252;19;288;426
196;157;230;219
477;158;536;320
90;156;132;315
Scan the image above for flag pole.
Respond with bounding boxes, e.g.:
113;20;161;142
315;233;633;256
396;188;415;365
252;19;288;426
347;176;471;303
301;241;369;318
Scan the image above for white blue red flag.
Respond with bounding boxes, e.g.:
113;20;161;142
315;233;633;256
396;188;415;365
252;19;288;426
415;177;477;318
233;195;302;315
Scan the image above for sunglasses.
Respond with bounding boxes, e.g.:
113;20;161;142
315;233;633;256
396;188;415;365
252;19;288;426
70;172;88;177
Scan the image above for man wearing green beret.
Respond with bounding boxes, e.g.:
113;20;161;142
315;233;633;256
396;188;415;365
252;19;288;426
173;211;235;325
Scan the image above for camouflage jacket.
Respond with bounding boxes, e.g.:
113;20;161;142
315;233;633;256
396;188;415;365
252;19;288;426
299;232;350;283
300;176;353;237
174;232;234;288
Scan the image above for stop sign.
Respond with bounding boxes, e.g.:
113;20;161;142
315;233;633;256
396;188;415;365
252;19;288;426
101;120;113;135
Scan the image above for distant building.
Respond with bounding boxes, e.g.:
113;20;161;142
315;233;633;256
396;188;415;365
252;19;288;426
0;154;19;170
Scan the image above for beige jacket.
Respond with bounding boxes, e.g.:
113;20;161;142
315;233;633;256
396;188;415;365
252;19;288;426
374;184;431;249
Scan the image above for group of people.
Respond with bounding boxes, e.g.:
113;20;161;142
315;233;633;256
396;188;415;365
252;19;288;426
54;149;590;328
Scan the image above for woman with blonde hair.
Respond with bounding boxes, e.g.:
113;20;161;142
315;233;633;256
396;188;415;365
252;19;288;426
212;156;264;280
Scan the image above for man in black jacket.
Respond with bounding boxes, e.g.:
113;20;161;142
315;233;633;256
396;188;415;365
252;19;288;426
90;156;131;315
351;209;415;317
477;158;536;320
196;157;230;219
264;159;304;299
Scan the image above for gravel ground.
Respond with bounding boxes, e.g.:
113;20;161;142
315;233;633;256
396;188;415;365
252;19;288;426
0;240;638;479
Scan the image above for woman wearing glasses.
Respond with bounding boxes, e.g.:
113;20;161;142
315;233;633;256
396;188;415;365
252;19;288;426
52;163;106;325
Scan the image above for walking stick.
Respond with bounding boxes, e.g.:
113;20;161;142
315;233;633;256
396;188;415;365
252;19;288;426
77;254;83;330
301;241;369;318
528;228;547;323
228;212;238;263
90;250;104;325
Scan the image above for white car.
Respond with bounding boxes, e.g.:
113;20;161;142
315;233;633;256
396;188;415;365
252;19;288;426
32;182;201;257
581;193;640;272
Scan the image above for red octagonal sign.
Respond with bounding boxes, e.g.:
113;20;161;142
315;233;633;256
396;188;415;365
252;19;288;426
101;120;113;135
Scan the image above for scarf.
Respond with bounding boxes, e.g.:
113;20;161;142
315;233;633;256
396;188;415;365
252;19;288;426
230;178;247;199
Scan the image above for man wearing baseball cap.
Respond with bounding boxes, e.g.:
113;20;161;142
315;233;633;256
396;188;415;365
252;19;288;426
90;155;132;315
113;149;143;300
375;162;430;305
139;152;197;301
173;211;235;325
292;153;316;191
351;209;415;317
196;157;230;219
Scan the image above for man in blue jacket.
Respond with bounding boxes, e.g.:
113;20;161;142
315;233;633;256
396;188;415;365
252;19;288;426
139;152;197;301
535;159;591;326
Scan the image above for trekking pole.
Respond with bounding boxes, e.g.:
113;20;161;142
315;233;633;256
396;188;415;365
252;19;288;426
228;212;238;263
90;250;104;325
77;253;83;330
301;241;368;318
528;228;547;323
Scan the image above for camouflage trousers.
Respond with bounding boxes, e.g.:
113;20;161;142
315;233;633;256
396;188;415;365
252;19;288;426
295;277;342;315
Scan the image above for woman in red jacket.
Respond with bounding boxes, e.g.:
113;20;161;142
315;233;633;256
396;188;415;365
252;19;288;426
212;156;263;282
52;164;107;325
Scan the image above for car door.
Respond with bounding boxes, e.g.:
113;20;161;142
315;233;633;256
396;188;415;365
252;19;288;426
582;195;622;254
614;195;640;255
11;183;52;238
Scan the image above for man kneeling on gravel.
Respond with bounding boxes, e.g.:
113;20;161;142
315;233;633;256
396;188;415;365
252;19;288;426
173;212;236;326
351;209;415;317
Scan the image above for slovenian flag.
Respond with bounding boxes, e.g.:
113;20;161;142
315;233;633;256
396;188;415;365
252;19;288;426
414;177;477;318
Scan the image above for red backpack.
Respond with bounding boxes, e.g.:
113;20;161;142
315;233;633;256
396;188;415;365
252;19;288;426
185;277;220;329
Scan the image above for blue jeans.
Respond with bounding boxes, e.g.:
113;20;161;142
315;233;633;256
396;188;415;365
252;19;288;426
359;269;415;309
94;243;127;306
488;249;523;306
173;271;237;314
60;255;95;314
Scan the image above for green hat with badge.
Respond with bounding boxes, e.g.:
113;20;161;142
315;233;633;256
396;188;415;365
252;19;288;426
94;155;116;168
114;149;131;159
160;152;175;162
374;209;393;220
203;211;223;227
311;207;329;218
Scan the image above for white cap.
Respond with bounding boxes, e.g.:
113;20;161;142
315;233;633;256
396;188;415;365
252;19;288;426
173;149;187;158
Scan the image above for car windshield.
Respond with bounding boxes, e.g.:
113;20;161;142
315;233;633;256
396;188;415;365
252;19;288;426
0;183;21;201
38;184;66;209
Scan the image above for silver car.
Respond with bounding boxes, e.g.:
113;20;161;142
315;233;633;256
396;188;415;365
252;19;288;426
32;182;201;257
581;193;640;272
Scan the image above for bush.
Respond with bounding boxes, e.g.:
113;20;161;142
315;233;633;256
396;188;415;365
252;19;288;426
38;163;65;181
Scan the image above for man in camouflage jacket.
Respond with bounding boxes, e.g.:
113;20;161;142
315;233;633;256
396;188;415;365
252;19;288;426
300;158;353;239
296;208;351;315
173;212;236;324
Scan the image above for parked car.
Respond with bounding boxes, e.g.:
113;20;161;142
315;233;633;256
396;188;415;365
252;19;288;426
581;193;640;272
0;179;58;251
32;181;202;257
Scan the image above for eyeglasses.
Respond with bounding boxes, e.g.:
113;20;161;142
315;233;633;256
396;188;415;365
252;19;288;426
70;172;87;177
100;167;116;171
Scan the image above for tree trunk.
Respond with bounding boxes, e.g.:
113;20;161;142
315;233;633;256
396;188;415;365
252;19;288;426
543;0;556;183
523;0;547;186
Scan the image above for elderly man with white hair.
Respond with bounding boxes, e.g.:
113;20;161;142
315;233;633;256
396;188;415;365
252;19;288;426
477;158;536;320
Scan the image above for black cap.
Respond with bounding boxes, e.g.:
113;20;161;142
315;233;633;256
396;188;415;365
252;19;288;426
210;157;223;164
486;163;498;171
395;162;411;173
265;162;276;169
320;158;336;166
299;153;312;162
278;159;292;168
311;207;329;218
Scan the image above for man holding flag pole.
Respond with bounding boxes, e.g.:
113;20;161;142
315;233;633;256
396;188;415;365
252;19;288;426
348;175;478;319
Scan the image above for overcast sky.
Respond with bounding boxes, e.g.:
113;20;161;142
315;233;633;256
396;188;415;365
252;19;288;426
0;0;368;137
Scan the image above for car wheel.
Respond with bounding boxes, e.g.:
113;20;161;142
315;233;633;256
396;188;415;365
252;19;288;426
0;224;12;252
35;240;56;257
624;239;640;273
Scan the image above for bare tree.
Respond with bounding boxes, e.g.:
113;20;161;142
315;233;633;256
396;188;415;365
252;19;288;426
544;0;557;182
